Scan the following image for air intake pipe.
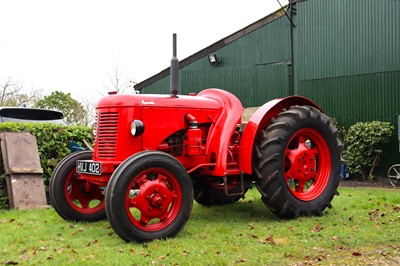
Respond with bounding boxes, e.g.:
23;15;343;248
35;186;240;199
170;33;179;97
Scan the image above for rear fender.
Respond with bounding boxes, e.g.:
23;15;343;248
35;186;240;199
238;96;323;174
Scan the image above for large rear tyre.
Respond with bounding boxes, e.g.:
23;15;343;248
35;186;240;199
105;151;193;243
254;106;342;219
49;150;106;221
193;176;248;206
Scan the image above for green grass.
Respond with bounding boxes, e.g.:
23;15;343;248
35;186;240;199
0;187;399;265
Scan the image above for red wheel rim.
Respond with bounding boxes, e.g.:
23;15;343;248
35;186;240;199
64;171;105;214
125;168;182;232
284;128;331;201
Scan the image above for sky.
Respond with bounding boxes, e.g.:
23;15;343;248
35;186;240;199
0;0;288;103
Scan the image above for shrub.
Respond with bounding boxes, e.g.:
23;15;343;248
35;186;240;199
342;121;393;180
0;122;92;209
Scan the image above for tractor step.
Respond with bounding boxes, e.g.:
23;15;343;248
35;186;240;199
223;173;245;196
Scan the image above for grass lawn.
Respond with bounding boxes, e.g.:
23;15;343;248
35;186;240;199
0;186;399;265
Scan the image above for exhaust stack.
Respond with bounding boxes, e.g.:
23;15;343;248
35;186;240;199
170;33;179;97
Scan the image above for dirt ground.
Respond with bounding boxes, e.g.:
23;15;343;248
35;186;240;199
339;176;398;189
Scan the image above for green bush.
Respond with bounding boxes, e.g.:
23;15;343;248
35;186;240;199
342;121;393;180
0;122;92;209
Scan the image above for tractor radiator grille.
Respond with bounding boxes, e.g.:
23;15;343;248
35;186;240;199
97;112;119;159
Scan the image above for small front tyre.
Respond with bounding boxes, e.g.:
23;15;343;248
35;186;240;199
105;151;194;243
49;150;106;221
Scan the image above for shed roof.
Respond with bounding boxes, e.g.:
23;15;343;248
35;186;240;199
134;5;288;91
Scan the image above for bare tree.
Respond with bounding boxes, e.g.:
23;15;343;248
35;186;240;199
0;76;40;106
110;65;122;92
0;77;23;105
103;65;123;93
80;98;97;126
103;65;136;95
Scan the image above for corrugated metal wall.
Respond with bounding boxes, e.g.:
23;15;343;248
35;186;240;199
295;0;399;81
294;0;400;174
180;65;290;107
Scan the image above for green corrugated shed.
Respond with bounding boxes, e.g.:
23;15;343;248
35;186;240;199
135;0;400;176
294;0;400;174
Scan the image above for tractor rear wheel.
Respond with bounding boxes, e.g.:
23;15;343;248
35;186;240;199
254;106;342;219
105;151;193;242
49;150;106;221
193;176;248;206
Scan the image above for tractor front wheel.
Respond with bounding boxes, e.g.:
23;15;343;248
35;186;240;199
254;105;342;218
105;151;193;242
49;150;106;221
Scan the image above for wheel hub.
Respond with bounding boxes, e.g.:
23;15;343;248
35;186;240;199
286;145;318;183
149;192;164;208
127;173;176;224
296;151;317;179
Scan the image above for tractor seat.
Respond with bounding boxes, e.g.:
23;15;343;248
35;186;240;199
239;107;259;131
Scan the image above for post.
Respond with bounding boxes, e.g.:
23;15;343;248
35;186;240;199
0;132;47;209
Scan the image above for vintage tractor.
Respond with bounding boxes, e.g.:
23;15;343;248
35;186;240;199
49;34;342;242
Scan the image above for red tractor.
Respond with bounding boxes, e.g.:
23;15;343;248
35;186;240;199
49;34;342;242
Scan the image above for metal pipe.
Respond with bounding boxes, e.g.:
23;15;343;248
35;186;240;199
170;33;179;97
185;113;197;125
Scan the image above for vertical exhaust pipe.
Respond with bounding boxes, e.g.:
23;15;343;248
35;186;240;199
170;33;179;97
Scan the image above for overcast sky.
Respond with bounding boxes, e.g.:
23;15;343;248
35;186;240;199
0;0;288;102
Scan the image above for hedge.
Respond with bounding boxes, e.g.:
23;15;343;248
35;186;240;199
0;122;92;208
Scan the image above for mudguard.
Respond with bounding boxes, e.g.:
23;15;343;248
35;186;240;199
238;96;323;174
198;89;244;176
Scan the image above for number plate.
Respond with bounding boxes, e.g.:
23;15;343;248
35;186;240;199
76;160;101;175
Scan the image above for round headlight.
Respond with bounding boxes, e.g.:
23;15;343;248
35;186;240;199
131;120;144;136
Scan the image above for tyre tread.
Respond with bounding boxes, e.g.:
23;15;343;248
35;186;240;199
253;105;342;219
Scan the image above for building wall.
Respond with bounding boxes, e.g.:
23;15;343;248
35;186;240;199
294;0;400;174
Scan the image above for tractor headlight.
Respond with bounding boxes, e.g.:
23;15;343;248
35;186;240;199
131;120;144;136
